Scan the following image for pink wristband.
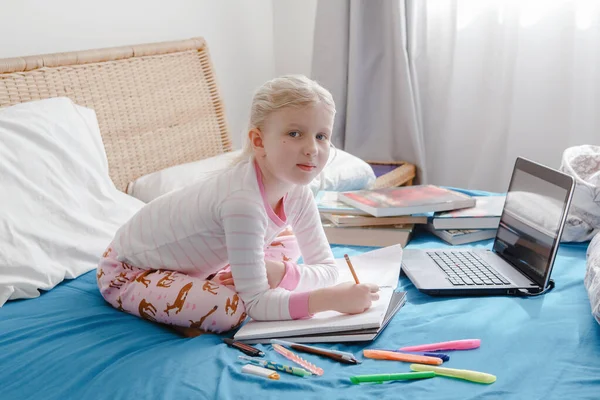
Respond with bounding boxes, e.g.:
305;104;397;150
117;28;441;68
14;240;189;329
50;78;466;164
289;291;313;319
277;261;300;291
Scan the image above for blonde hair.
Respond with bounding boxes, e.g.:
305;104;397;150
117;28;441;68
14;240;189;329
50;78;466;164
233;75;336;164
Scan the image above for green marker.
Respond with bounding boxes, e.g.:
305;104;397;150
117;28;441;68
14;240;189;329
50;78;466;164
350;371;435;384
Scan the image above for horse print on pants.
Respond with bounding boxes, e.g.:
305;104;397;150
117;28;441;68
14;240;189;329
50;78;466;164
135;270;153;288
102;248;112;258
139;299;157;321
99;244;249;334
122;262;134;270
202;280;219;295
225;294;240;316
157;271;177;288
189;305;219;330
164;282;193;315
270;240;285;248
109;272;130;289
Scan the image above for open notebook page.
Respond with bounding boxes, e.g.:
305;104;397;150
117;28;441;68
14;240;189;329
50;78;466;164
335;244;403;289
234;245;403;341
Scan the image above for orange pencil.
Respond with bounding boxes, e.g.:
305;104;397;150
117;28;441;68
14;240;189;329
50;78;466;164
344;254;360;284
363;349;444;366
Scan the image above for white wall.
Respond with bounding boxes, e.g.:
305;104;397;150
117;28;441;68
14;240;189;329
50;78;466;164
272;0;317;77
0;0;283;149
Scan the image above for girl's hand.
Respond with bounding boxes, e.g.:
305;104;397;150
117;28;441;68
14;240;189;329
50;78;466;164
214;260;286;289
214;270;234;288
309;282;380;315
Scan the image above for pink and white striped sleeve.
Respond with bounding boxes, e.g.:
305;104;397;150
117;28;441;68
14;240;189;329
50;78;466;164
287;188;339;292
220;194;312;321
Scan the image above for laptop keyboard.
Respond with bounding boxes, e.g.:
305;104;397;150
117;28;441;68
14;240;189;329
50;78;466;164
426;251;511;286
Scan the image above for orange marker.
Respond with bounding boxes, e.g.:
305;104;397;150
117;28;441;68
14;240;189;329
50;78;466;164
363;349;443;365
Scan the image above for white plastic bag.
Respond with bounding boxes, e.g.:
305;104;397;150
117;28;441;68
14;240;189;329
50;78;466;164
559;144;600;325
586;233;600;324
559;145;600;242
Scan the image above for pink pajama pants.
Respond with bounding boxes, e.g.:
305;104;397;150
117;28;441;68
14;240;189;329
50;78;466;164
97;233;300;334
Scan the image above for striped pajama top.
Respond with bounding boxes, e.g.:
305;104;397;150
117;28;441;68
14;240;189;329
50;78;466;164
111;159;338;321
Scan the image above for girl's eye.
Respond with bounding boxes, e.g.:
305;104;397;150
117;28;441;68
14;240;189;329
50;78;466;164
288;131;301;138
316;133;328;141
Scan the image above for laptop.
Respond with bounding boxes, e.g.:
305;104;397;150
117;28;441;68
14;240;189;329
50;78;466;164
401;157;575;296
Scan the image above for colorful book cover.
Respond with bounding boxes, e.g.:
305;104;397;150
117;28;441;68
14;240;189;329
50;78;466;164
315;191;370;216
338;185;475;217
432;196;505;230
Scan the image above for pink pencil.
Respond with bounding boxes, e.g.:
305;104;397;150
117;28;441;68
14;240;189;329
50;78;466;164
399;339;480;352
272;344;324;376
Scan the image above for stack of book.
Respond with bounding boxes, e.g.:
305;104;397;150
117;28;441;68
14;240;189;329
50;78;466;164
316;191;419;247
317;185;478;247
426;196;506;245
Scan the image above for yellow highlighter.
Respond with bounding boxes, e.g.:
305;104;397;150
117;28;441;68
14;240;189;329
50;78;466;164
410;363;496;384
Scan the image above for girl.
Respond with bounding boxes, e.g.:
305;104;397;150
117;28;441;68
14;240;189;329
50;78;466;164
97;75;379;335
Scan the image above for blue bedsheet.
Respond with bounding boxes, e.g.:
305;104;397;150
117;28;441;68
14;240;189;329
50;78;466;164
2;220;600;399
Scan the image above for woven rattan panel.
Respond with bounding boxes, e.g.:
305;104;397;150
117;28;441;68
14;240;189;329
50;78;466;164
0;37;232;191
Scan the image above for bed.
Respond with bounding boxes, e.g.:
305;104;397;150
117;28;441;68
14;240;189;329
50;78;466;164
1;38;599;400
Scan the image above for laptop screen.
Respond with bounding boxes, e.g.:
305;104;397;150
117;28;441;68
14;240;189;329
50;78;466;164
493;158;574;288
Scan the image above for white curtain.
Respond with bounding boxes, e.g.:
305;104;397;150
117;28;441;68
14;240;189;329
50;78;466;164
312;0;600;192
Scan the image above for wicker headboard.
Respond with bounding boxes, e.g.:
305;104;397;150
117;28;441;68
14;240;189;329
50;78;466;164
0;37;232;191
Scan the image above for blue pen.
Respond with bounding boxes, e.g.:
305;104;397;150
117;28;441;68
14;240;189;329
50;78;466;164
400;350;450;362
374;349;450;362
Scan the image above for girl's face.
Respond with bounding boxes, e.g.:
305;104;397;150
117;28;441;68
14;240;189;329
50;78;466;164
257;104;334;187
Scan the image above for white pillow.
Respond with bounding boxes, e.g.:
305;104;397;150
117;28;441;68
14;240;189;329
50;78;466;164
126;147;376;203
127;150;242;203
311;147;377;195
0;98;144;306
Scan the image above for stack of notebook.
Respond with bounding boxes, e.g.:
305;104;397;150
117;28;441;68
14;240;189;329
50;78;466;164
316;191;420;247
426;196;505;245
234;245;406;344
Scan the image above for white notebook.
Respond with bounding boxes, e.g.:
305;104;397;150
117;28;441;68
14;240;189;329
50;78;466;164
233;245;405;344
